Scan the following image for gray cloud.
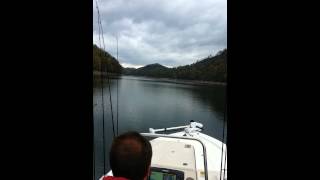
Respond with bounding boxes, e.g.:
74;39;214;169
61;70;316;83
93;0;227;67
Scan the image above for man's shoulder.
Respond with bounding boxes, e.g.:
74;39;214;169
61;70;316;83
100;176;129;180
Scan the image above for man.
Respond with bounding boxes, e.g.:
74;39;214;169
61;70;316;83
102;131;153;180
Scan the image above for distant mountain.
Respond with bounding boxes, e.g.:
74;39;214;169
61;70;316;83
93;44;122;73
122;67;136;74
124;49;227;82
130;63;172;78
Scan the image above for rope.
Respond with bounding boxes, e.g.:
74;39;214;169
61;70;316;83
223;51;227;180
220;51;227;180
95;0;116;177
96;0;116;138
96;2;107;176
223;143;227;179
93;134;96;180
219;117;225;180
116;35;119;136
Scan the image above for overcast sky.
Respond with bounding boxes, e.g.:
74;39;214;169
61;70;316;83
93;0;227;68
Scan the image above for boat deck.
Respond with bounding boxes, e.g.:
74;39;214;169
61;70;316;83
150;132;227;180
150;139;198;180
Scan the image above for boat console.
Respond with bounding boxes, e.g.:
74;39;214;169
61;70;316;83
149;167;184;180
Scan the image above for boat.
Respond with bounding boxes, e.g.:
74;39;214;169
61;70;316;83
101;120;227;180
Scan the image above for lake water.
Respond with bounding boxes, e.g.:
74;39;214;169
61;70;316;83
93;75;226;180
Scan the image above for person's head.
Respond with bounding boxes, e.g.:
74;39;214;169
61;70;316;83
110;131;152;180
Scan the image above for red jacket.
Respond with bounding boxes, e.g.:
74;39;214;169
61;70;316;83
102;176;129;180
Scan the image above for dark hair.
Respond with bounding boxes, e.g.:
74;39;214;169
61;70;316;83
110;131;152;180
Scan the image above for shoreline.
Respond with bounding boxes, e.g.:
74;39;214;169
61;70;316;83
93;71;226;86
141;76;227;86
93;71;120;76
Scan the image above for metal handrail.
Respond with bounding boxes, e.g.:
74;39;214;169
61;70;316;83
140;133;208;180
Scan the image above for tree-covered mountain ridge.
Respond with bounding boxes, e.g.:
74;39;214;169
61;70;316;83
124;49;227;82
93;44;122;73
93;43;226;82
